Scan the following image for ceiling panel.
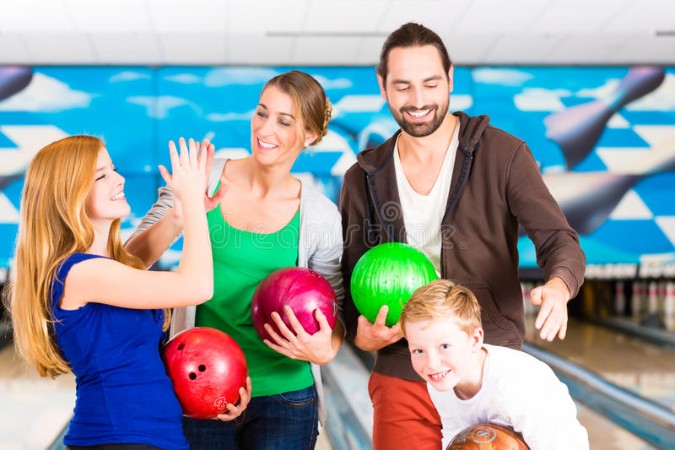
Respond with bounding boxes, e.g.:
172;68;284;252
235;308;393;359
158;33;228;65
0;0;74;32
293;36;363;65
442;33;501;66
227;0;309;33
22;33;95;64
147;0;228;33
606;0;675;32
378;0;470;36
91;33;161;64
353;36;386;65
550;33;633;64
533;0;630;33
453;0;548;33
606;34;675;64
0;0;672;66
227;34;295;65
483;34;563;65
0;34;32;64
65;0;150;33
304;0;386;33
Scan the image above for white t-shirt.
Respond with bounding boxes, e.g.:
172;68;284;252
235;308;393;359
394;124;459;275
428;344;589;450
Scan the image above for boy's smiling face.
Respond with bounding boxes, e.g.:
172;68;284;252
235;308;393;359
406;317;484;393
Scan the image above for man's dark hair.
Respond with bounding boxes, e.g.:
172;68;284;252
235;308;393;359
377;22;452;84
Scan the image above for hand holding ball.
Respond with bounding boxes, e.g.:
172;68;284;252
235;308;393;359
163;327;248;419
351;242;438;326
251;267;338;341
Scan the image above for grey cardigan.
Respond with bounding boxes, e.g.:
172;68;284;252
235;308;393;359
132;158;344;424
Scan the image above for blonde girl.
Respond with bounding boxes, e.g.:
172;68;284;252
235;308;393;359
5;136;248;450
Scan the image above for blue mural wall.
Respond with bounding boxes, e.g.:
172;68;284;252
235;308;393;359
0;66;674;280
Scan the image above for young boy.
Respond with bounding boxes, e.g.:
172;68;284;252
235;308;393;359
400;280;589;450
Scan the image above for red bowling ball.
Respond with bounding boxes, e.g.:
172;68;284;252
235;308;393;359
251;267;338;341
163;327;248;419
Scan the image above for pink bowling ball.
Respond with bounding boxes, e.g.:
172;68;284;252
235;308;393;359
251;267;338;341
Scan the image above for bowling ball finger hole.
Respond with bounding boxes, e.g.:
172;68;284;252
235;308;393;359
187;365;207;380
177;344;185;350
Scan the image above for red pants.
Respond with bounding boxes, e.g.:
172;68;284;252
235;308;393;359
368;372;442;450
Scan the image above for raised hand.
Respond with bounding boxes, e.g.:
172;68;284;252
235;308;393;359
165;139;226;225
159;137;208;206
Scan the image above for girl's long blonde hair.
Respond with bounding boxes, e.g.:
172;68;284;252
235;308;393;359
3;135;158;378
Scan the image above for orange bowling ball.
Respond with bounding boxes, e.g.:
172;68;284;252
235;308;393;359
447;423;529;450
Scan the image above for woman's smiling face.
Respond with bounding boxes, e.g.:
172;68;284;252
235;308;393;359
251;85;311;168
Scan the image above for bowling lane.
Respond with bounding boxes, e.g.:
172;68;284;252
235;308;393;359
0;343;333;450
524;317;675;413
0;344;75;450
576;401;657;450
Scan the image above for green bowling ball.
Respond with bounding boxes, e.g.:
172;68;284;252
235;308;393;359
351;242;438;326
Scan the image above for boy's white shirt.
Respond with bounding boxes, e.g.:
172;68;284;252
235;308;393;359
427;344;589;450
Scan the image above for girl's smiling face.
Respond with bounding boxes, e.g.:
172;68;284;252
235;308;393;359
85;147;129;224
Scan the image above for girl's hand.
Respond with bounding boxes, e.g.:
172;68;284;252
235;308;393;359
214;376;252;422
163;139;226;226
159;137;209;205
263;307;337;365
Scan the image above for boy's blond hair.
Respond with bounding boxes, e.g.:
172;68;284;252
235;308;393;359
400;279;482;336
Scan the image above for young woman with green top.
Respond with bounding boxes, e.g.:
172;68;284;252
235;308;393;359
126;70;345;449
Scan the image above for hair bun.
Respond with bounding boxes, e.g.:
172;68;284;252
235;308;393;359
322;98;333;138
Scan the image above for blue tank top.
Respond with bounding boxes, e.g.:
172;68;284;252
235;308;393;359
51;253;188;449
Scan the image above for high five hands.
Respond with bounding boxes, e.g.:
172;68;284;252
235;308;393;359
164;138;228;224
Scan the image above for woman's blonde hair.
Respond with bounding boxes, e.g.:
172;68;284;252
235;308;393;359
400;279;482;337
3;135;160;378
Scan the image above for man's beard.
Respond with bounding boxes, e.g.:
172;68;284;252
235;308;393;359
390;100;449;138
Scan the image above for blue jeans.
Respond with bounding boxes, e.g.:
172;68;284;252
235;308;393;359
183;385;319;450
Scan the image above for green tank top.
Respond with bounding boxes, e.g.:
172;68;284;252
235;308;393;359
196;205;312;397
